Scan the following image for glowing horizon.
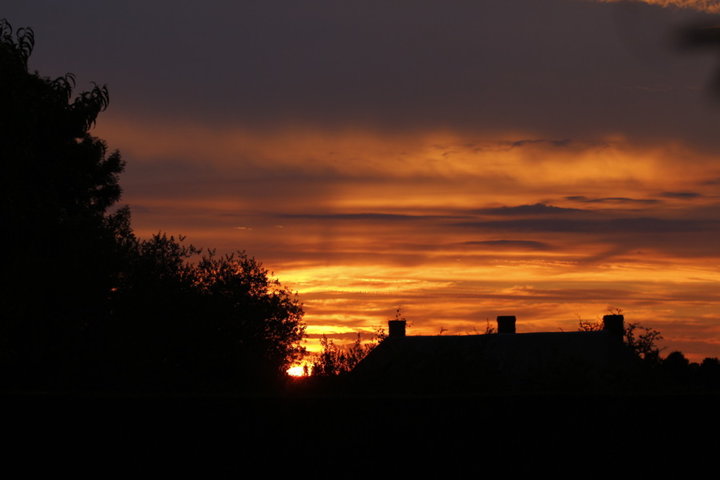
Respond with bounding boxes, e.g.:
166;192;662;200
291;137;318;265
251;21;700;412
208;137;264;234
96;119;720;362
9;0;720;364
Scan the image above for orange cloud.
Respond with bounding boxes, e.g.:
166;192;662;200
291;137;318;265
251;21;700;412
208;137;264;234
94;117;720;361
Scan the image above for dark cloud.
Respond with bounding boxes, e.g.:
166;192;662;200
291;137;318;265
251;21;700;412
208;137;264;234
455;216;719;234
660;191;703;199
507;139;572;148
276;213;467;222
474;203;586;216
5;1;720;147
675;19;720;96
565;195;660;205
575;247;635;265
462;240;554;250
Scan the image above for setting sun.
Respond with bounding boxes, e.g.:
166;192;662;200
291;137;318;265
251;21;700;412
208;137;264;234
286;365;308;377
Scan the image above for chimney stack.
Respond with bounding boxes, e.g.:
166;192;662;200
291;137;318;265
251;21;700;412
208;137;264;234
497;315;516;334
602;314;624;342
388;319;406;338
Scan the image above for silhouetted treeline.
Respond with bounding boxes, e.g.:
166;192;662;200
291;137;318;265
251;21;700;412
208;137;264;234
304;348;720;396
0;20;304;392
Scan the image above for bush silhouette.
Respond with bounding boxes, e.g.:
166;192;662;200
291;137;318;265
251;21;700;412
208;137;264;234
0;20;305;392
105;234;305;391
1;19;126;387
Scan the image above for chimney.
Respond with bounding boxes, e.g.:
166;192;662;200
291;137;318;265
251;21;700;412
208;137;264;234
388;319;406;338
602;314;624;342
497;315;516;334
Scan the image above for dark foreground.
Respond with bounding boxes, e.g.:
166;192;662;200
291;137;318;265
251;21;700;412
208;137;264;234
3;390;718;477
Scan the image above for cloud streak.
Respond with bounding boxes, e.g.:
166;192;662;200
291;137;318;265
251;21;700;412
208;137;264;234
599;1;720;14
88;117;720;359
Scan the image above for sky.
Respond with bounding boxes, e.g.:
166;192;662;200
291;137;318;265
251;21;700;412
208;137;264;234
6;0;720;361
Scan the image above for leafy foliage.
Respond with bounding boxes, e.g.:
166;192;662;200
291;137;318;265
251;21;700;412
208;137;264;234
107;235;306;391
577;315;663;363
1;19;125;386
192;251;306;379
624;321;664;363
311;329;385;377
0;20;306;392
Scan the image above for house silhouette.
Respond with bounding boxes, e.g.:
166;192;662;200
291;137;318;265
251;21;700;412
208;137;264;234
351;315;634;393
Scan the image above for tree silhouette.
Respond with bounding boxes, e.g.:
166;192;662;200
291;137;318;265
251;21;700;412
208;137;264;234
103;232;305;391
1;20;306;392
624;321;663;364
311;325;386;377
190;250;306;386
312;334;374;377
577;315;663;363
1;19;126;387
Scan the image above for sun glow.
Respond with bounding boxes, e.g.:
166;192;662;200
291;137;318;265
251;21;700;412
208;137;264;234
286;365;307;377
286;362;311;377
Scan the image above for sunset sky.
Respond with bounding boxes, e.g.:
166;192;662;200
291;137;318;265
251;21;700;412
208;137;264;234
7;0;720;361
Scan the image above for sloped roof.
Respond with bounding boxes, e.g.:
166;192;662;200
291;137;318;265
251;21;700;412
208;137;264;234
351;331;633;393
